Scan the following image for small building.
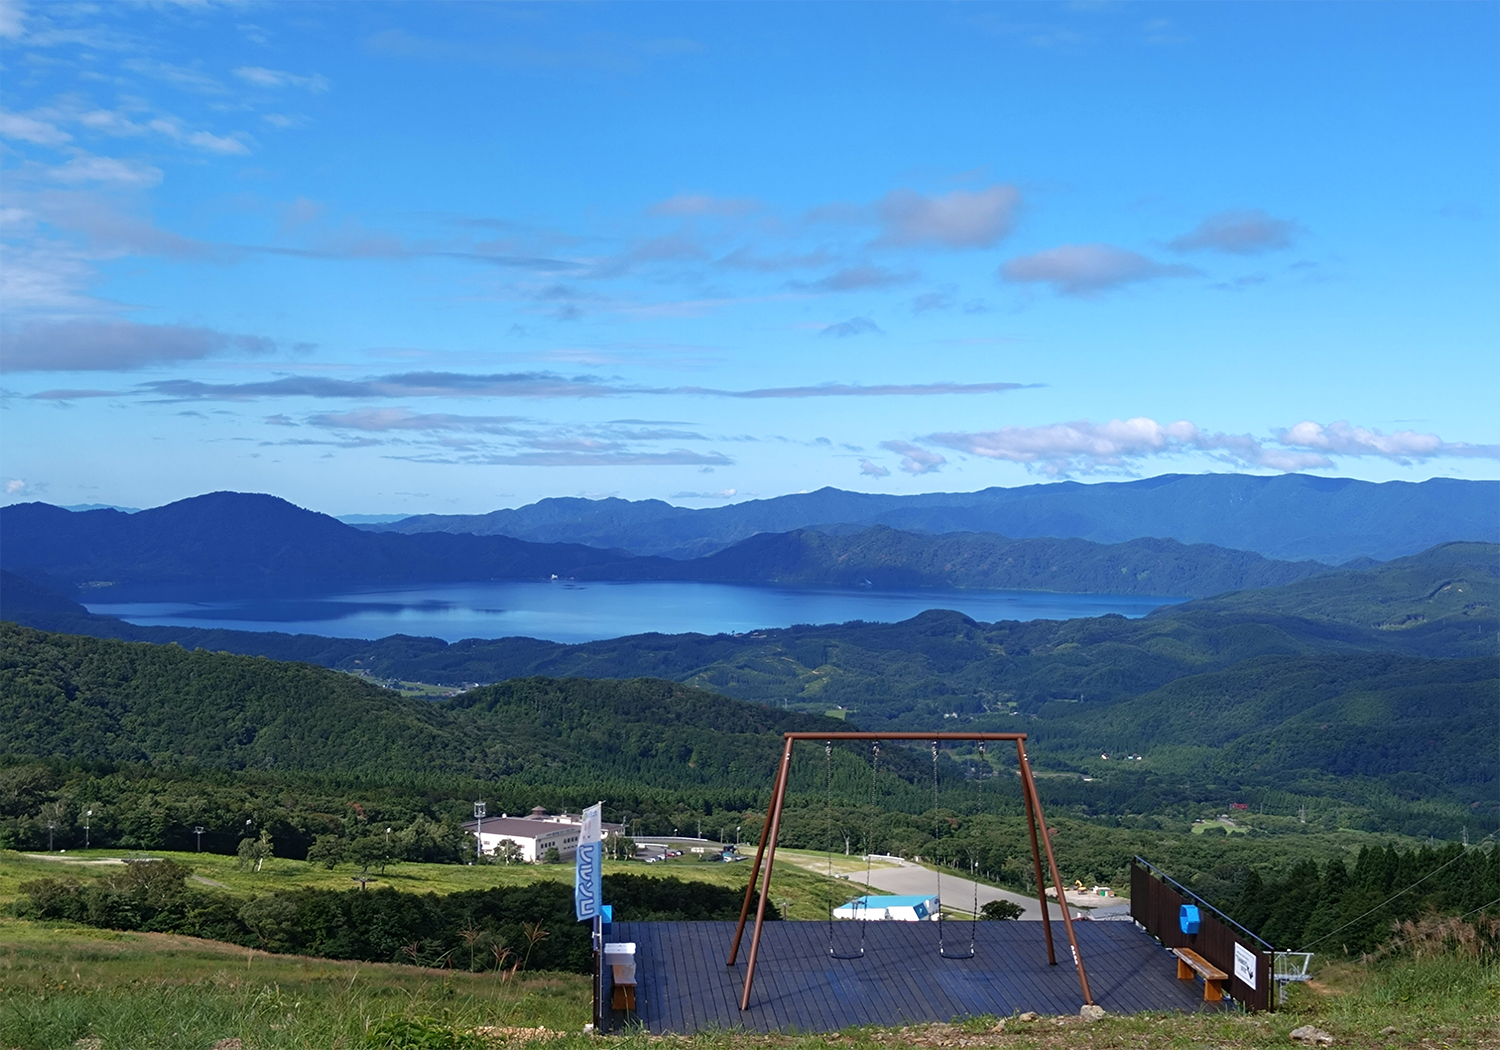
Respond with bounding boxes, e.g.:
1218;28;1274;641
832;894;940;921
460;806;622;863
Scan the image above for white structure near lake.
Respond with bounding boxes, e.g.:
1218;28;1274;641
460;806;622;863
833;894;940;921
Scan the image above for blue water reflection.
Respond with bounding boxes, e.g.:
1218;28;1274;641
85;579;1181;645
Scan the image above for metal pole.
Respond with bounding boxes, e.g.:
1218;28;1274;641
592;912;603;1033
739;738;795;1011
1018;743;1056;965
1017;739;1093;1005
727;736;794;966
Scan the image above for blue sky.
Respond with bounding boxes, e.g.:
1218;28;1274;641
1;1;1496;515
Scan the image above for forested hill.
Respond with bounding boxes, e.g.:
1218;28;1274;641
4;496;1339;600
669;526;1333;596
8;541;1487;710
0;493;657;589
0;624;845;791
362;473;1499;564
1160;540;1497;628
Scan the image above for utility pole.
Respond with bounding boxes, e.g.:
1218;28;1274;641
474;802;486;862
46;821;56;851
194;826;205;852
84;809;92;849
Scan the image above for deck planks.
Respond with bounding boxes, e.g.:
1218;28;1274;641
607;920;1225;1034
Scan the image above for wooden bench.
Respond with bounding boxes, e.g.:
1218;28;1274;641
1173;947;1229;1001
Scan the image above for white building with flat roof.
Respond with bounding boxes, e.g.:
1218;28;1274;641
461;806;622;863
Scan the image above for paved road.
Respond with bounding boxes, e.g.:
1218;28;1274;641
846;857;1049;921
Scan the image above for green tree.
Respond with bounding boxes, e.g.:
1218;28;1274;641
980;899;1024;921
306;833;345;869
236;829;273;873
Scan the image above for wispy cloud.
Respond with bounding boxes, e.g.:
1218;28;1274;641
859;458;890;477
1169;209;1301;255
393;449;732;468
306;407;529;433
139;371;619;402
820;317;883;338
0;109;72;145
916;417;1500;476
126;371;1030;403
649;193;760;217
364;28;703;75
1001;244;1197;296
880;440;947;475
689;381;1027;399
234;66;330;92
3;320;277;372
794;266;914;293
670;487;738;499
46;153;162;187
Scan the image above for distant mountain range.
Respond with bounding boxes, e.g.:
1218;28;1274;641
2;492;1342;600
358;473;1499;564
0;493;655;593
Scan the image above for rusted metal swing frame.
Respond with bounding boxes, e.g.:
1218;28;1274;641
725;732;1094;1011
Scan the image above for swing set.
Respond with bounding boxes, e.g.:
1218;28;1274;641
725;732;1094;1011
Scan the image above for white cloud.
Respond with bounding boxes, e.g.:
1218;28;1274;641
0;110;71;145
1276;420;1500;462
0;1;26;39
48;153;163;187
916;416;1500;476
0;240;107;312
859;459;890;477
876;185;1020;249
880;440;947;475
1170;209;1301;255
1000;243;1197;295
234;66;331;92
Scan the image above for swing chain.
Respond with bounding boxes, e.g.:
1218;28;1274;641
826;738;868;960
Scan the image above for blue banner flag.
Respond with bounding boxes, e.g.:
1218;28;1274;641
575;840;602;922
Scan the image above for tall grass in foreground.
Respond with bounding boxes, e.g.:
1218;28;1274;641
0;919;588;1050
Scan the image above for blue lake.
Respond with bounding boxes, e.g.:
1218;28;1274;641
84;580;1182;645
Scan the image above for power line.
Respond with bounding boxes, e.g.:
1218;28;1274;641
1297;834;1495;953
1452;894;1500;918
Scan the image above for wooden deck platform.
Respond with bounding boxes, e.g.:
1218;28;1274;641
607;919;1220;1034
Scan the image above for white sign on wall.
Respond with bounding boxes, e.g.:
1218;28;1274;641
1233;941;1258;990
